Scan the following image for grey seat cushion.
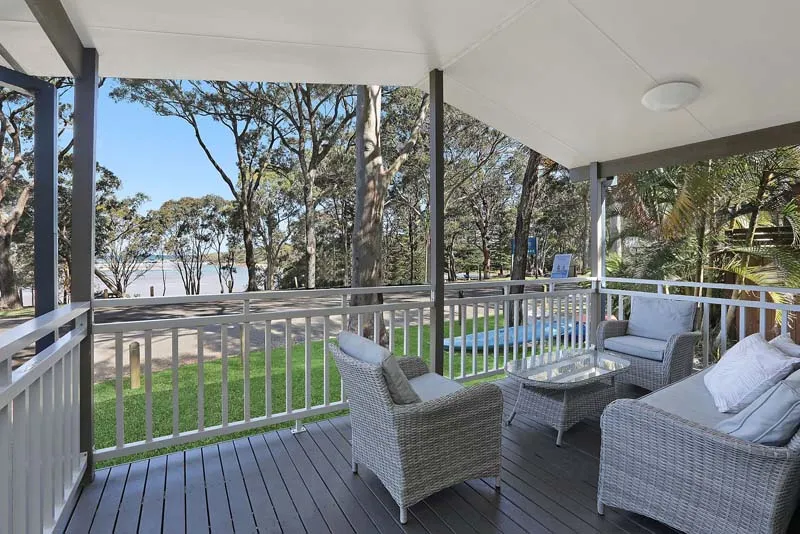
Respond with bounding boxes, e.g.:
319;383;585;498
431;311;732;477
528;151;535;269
408;373;464;402
715;369;800;446
338;332;421;404
604;335;667;362
641;368;728;428
627;297;695;341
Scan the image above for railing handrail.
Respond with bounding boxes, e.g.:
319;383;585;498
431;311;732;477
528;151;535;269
92;284;433;308
601;287;800;312
603;277;800;295
0;302;90;359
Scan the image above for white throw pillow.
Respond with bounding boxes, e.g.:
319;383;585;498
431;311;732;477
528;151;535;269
770;333;800;358
704;333;797;413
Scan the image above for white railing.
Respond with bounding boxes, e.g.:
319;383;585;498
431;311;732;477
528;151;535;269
600;278;800;366
0;303;89;534
90;276;799;460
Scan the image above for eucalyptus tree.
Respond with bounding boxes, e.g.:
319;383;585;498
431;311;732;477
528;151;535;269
253;172;299;290
111;80;282;291
350;85;428;340
206;195;240;293
261;83;356;288
94;193;157;297
154;196;217;295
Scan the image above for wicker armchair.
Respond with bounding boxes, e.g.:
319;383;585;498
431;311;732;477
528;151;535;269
597;296;701;391
331;343;503;524
598;393;800;534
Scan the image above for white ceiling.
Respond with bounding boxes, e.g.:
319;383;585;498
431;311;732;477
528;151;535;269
2;0;800;169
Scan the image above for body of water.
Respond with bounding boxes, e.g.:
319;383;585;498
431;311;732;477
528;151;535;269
97;263;252;297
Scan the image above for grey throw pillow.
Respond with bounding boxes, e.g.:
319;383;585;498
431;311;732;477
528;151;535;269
337;331;420;404
715;369;800;446
627;297;695;341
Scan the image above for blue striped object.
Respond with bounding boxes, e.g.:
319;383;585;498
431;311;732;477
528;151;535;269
443;318;585;352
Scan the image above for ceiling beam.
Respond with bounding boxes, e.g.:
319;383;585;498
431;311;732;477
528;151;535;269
0;42;26;73
0;65;50;96
23;0;84;77
569;120;800;181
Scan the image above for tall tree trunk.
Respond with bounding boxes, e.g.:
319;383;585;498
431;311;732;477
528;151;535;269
350;85;387;341
305;169;318;289
0;234;21;308
511;149;541;291
241;203;258;291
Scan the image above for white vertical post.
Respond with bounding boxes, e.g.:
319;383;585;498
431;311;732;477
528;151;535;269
0;405;10;534
759;292;767;337
720;304;728;357
197;327;204;431
243;316;251;422
403;310;410;356
448;305;455;378
265;320;272;416
305;317;312;410
221;326;229;427
144;330;153;442
171;329;179;437
114;332;124;448
285;319;292;414
739;306;746;341
323;317;330;406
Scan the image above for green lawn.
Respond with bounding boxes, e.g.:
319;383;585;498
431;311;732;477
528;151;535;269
0;307;34;319
95;313;506;467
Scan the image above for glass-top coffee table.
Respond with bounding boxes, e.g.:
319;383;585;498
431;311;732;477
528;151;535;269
505;347;630;446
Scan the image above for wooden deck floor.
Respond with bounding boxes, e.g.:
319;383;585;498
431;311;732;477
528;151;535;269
62;379;683;534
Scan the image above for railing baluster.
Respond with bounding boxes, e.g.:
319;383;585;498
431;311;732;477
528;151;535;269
42;367;54;529
388;311;395;352
403;310;410;356
720;303;728;357
0;405;9;534
702;302;710;368
460;305;467;378
781;309;789;336
739;306;746;341
72;346;80;475
521;297;528;360
373;311;380;344
285;318;293;414
548;294;554;354
221;326;228;427
539;297;545;357
64;349;73;478
555;296;561;354
197;327;204;432
493;301;500;371
448;304;455;379
305;317;312;410
471;304;478;376
29;378;42;533
244;320;251;422
171;329;179;438
483;302;489;374
12;390;28;534
145;330;153;442
52;359;64;509
323;317;330;406
759;292;767;337
115;332;124;448
265;320;272;416
512;297;519;361
417;307;424;358
577;295;584;350
357;313;363;337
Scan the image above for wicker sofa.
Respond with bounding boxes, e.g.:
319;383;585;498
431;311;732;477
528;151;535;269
597;296;701;391
331;337;503;524
597;368;800;534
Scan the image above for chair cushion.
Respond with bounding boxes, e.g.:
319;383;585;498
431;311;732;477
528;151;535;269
338;332;421;404
641;368;728;428
715;369;800;446
604;335;667;362
408;373;464;402
627;297;695;341
704;334;797;413
770;333;800;358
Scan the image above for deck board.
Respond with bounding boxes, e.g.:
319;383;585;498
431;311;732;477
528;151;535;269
64;378;692;533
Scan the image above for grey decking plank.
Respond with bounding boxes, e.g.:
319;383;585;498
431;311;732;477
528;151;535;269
431;488;503;534
248;434;306;532
217;440;257;534
162;452;186;534
89;463;129;534
138;455;167;534
317;419;428;534
184;447;209;533
288;427;379;533
304;423;407;534
327;417;458;534
420;491;482;534
64;468;110;534
115;459;148;534
450;481;537;534
201;444;234;533
232;438;282;533
261;431;330;533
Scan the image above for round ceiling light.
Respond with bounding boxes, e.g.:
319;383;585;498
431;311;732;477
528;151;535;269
641;81;700;112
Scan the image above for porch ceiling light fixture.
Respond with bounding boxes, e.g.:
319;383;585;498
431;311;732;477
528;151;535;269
641;81;700;112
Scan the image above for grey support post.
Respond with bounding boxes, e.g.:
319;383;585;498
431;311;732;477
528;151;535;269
33;82;58;350
588;162;606;345
72;48;99;483
429;69;445;375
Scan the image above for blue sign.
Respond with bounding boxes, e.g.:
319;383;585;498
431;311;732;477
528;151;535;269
551;254;572;279
511;237;537;255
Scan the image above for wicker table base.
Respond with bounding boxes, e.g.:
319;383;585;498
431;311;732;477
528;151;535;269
506;376;619;446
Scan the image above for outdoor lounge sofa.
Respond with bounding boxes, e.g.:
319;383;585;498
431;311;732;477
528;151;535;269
597;296;701;391
597;367;800;534
331;332;503;524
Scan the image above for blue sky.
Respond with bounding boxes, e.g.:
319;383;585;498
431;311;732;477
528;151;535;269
96;81;238;212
